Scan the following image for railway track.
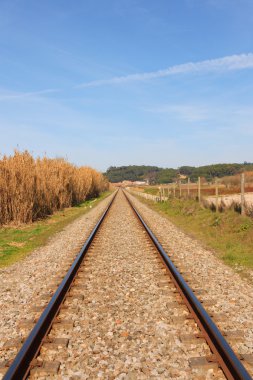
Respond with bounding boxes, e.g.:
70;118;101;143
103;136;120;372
1;189;252;379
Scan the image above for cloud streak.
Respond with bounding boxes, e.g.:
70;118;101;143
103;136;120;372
0;88;59;101
77;53;253;88
147;104;209;122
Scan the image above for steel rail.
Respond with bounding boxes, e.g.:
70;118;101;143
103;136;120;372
3;191;118;380
123;190;252;380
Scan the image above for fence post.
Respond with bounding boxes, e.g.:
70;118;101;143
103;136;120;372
198;177;201;202
173;183;176;198
159;187;161;202
187;177;190;198
179;179;182;198
215;178;219;212
241;173;245;215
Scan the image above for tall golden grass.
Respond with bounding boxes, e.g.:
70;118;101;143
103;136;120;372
221;171;253;188
0;150;108;225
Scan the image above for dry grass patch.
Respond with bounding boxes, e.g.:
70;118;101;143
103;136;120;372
0;191;111;267
0;150;108;225
135;195;253;280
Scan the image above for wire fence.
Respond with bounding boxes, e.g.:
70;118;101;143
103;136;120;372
128;173;253;217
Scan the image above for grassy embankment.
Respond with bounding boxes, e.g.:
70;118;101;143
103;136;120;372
0;191;111;268
136;194;253;274
142;187;159;195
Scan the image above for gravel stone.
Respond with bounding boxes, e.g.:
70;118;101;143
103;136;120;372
28;191;224;379
0;194;114;377
1;190;250;379
127;191;253;377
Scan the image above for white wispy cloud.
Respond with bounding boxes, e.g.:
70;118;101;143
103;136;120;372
0;88;59;101
146;104;209;122
146;102;253;131
77;53;253;88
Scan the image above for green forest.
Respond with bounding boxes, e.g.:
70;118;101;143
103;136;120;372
105;163;253;183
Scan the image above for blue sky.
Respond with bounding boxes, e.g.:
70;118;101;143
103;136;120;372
0;0;253;171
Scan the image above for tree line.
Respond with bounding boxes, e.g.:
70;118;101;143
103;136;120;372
105;163;253;184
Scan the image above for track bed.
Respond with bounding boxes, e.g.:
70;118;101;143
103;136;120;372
1;190;252;379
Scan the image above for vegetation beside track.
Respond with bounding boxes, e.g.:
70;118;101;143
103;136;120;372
0;191;112;268
135;195;253;276
142;187;159;195
105;163;253;183
0;150;108;225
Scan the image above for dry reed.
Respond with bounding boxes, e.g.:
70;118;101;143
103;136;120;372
0;150;108;225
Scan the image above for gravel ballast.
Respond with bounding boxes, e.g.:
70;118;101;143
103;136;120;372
29;191;224;379
127;191;253;376
0;194;114;372
0;190;252;379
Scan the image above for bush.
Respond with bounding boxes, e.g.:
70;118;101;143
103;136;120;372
0;150;108;225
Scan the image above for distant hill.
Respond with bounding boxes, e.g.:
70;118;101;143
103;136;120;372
105;166;160;183
105;163;253;183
